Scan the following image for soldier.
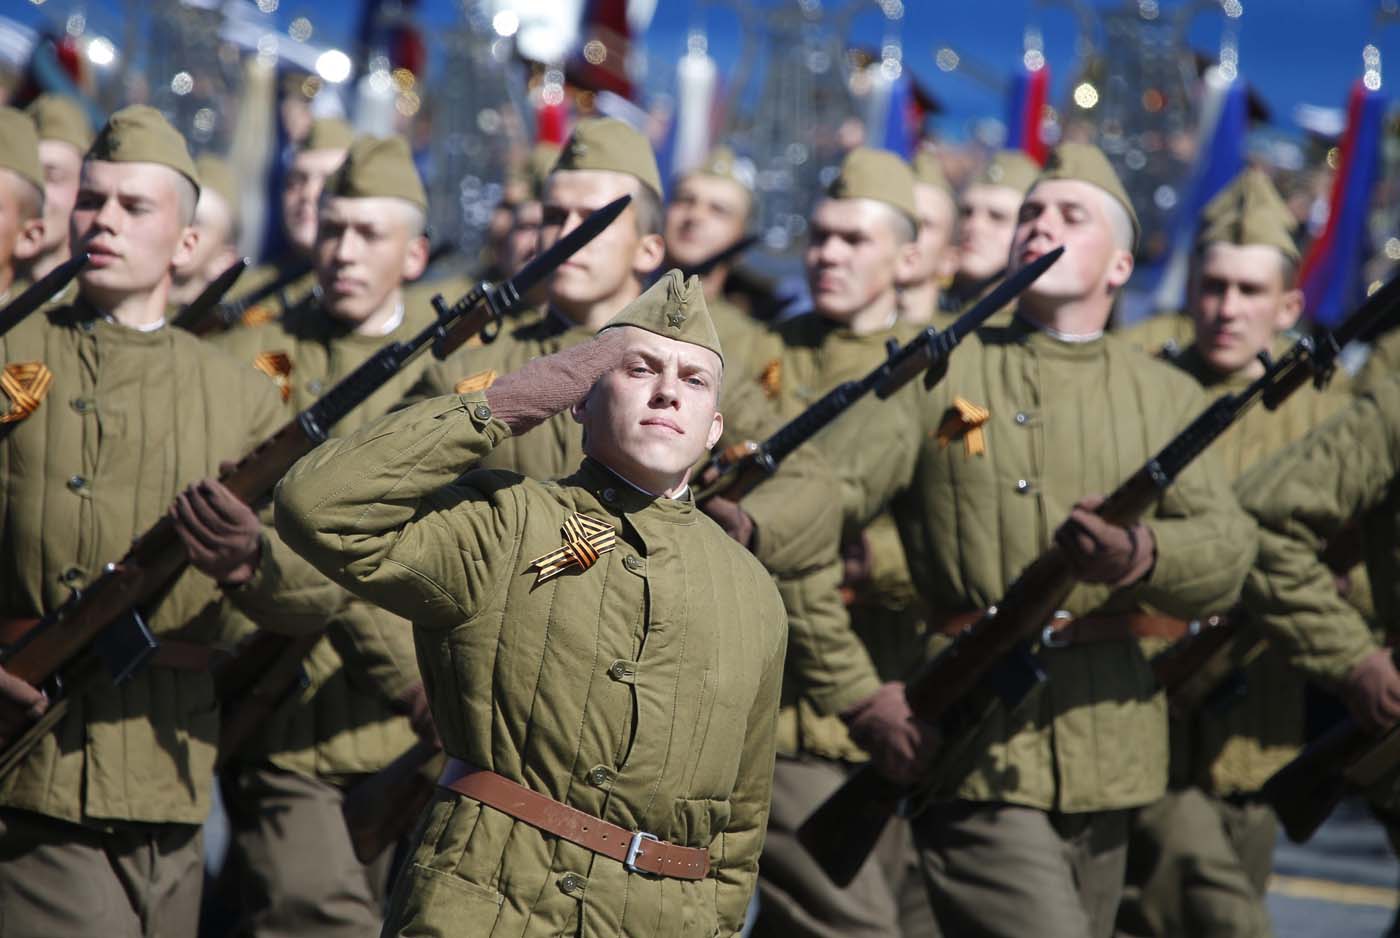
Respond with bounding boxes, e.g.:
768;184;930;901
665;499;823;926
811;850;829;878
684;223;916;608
945;149;1038;311
896;150;959;325
169;155;242;308
1117;168;1361;938
212;135;435;937
20;94;92;289
746;146;933;938
274;271;787;937
663;146;766;375
497;142;561;283
0;105;333;936
0;108;47;303
826;143;1254;938
232;118;353;320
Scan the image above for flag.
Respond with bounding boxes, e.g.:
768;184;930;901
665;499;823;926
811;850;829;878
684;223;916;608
1005;61;1049;165
1151;67;1247;311
1299;79;1387;327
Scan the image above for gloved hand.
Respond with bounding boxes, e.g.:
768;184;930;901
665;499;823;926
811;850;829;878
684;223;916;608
171;473;263;586
840;681;940;786
1343;648;1400;733
1054;495;1155;587
395;682;442;749
0;665;47;741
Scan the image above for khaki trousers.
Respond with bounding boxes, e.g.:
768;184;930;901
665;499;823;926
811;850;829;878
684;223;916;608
222;763;394;938
0;808;202;938
752;755;941;938
1117;787;1274;938
913;801;1130;938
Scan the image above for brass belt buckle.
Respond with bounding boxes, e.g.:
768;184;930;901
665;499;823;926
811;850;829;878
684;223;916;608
625;830;660;874
1040;610;1074;649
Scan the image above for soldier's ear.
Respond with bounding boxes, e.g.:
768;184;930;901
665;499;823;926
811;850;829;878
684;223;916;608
1104;247;1134;293
632;231;666;279
401;233;430;282
1275;286;1305;333
705;409;724;451
12;215;45;263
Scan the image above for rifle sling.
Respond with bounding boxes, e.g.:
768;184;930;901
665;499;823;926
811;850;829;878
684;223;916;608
437;757;710;880
1;617;215;671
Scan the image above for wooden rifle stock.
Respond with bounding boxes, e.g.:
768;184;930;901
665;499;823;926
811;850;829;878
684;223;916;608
798;266;1400;883
214;630;324;769
343;740;444;863
1263;717;1381;843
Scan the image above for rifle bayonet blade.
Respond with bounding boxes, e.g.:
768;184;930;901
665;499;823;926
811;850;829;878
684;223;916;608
505;195;632;306
946;245;1065;343
0;251;90;339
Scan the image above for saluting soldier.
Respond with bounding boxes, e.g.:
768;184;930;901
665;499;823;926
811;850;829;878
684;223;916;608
0;108;47;304
896;150;959;325
19;93;93;296
212;135;437;937
231;118;353;322
662;145;766;377
1117;168;1364;938
826;143;1255;938
169;155;243;308
411;119;870;793
944;149;1038;314
745;146;935;938
0;106;334;937
274;272;787;937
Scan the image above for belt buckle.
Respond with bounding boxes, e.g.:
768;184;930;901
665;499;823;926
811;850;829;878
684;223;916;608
1040;610;1074;649
625;830;660;874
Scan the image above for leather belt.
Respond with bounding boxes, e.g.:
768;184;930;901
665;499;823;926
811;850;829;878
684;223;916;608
0;618;214;671
437;757;710;881
934;610;1200;647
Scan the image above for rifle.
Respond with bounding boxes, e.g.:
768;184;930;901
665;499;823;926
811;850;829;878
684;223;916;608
170;257;248;331
695;247;1065;504
173;259;311;336
797;265;1400;886
0;195;632;781
0;252;90;339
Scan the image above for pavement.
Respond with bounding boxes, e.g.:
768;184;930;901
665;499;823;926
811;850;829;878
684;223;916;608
1270;798;1399;937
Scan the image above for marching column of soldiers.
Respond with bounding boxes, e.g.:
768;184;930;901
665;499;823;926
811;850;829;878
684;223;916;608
0;80;1398;938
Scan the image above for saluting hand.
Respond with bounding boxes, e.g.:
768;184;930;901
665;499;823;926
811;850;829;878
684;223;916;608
171;472;263;586
1055;495;1156;588
0;665;47;741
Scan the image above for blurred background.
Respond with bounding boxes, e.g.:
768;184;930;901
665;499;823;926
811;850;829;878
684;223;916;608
2;0;1398;324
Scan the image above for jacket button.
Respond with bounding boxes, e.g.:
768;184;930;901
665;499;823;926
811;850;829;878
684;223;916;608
67;475;89;493
587;766;610;786
623;555;642;572
608;661;628;680
559;873;584;893
1014;411;1029;425
70;397;94;414
1014;479;1030;494
60;565;85;585
306;379;323;395
473;403;492;421
602;487;617;503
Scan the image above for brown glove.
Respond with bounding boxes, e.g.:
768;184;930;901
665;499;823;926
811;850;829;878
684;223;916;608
395;682;442;749
0;665;47;741
1054;495;1155;587
1343;648;1400;733
840;681;940;786
484;328;631;435
170;475;263;586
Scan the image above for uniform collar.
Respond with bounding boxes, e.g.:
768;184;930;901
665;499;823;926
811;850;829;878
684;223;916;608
567;457;696;525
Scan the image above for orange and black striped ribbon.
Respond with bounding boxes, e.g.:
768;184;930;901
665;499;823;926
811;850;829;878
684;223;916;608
528;513;618;585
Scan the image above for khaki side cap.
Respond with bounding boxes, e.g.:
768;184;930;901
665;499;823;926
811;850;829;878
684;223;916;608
25;94;93;152
1197;168;1300;262
0;107;44;194
87;105;200;195
1034;142;1139;247
323;134;427;212
598;269;724;365
826;147;918;223
552;118;662;198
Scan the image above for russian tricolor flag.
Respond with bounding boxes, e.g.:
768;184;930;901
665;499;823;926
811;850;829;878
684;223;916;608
1005;61;1049;165
1299;79;1387;327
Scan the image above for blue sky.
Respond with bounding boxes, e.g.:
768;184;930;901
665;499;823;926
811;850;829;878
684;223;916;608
12;1;1400;139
